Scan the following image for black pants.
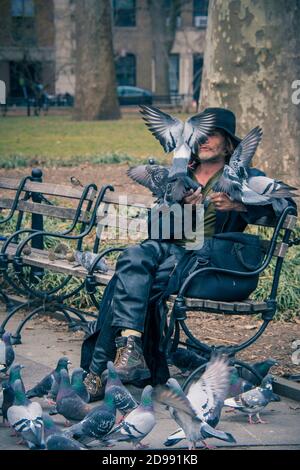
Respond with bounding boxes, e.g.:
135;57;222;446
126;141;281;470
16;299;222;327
86;239;257;376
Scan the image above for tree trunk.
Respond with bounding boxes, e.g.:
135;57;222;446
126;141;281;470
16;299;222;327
200;0;300;187
73;0;120;120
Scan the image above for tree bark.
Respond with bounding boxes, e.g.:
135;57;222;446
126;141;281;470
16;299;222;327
73;0;120;120
200;0;300;186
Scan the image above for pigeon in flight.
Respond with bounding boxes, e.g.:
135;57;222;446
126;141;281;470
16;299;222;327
127;164;201;206
211;126;298;211
224;374;274;424
140;105;215;178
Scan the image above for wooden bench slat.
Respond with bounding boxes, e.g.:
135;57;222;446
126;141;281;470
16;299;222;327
0;198;90;223
102;192;154;208
0;177;96;201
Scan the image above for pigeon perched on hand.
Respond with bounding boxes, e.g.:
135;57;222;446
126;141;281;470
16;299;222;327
0;332;15;374
211;126;298;211
127;164;201;206
26;356;71;400
65;388;116;445
7;379;45;449
224;374;274;424
140;105;215;178
56;369;91;423
71;368;90;403
158;356;235;449
103;361;138;420
102;385;156;449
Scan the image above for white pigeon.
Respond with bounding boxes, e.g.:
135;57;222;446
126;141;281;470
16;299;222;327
102;385;156;449
7;379;45;449
139;105;215;178
156;356;235;449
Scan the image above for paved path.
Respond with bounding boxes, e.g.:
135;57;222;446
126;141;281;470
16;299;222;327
1;307;300;450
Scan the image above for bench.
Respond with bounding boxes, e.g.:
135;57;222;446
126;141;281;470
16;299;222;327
0;176;298;381
0;169;112;342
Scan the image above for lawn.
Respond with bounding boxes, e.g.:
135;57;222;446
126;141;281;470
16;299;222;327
0;114;170;167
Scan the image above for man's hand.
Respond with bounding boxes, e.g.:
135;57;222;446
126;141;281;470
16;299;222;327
182;187;203;205
210;192;247;212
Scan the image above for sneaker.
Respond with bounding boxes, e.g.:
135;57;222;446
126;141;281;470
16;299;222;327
105;335;151;385
83;371;105;402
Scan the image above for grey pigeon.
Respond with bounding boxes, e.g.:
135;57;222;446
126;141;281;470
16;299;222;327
139;105;215;178
0;332;15;374
56;369;90;423
71;368;90;403
65;388;116;445
7;379;45;449
104;361;138;418
46;434;87;450
155;377;235;450
228;367;253;398
127;164;201;206
168;348;207;374
1;381;15;424
74;250;108;273
102;385;156;449
42;412;61;439
212;127;297;212
26;356;71;400
224;374;274;424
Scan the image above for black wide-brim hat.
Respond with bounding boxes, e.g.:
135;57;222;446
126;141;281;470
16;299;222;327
203;107;241;148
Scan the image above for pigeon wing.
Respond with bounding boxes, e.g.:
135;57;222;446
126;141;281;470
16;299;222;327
139;105;184;152
184;112;216;152
229;127;263;175
187;356;230;421
154;385;198;419
127;165;169;198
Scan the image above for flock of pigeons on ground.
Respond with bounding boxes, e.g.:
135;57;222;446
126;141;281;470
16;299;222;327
127;106;298;210
1;331;280;450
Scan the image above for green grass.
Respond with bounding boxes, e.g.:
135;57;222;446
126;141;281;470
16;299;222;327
0;114;169;167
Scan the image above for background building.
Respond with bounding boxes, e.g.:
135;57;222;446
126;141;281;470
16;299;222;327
0;0;209;102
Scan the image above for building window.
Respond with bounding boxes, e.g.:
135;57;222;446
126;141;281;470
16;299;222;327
113;0;136;27
193;0;209;28
169;54;179;95
164;0;181;29
193;54;203;102
115;54;136;86
11;0;35;17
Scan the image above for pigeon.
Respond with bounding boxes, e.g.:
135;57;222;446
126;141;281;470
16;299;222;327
224;374;274;424
104;361;138;418
65;388;116;445
1;381;15;424
74;250;108;273
160;356;234;448
102;385;156;449
26;356;71;400
7;379;45;449
211;126;298;212
127;164;201;206
71;368;90;403
46;434;87;450
167;347;207;374
155;377;235;450
42;412;61;439
56;369;90;423
139;105;215;178
227;367;253;398
237;359;278;385
0;332;15;374
8;364;26;393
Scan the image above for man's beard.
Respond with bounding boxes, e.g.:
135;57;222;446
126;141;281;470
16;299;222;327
198;152;227;164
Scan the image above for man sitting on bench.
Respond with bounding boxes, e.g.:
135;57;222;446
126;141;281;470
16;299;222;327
81;107;294;401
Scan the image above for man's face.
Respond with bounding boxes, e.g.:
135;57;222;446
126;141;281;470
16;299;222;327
197;130;227;161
